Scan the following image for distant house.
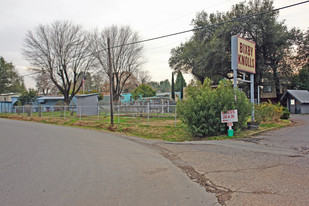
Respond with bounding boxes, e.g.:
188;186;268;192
156;92;182;100
120;93;133;104
75;93;99;116
0;93;20;113
280;90;309;114
101;93;134;105
38;93;99;116
37;96;67;106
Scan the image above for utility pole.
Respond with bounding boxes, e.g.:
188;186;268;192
107;38;114;126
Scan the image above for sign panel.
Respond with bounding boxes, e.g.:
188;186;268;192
221;110;238;123
231;36;256;74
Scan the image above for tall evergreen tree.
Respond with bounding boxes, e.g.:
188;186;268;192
0;57;26;94
169;0;296;100
180;75;184;99
175;71;187;92
171;73;175;100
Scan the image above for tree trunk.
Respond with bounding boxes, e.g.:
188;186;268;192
273;67;281;102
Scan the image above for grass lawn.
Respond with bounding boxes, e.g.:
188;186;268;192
0;112;291;142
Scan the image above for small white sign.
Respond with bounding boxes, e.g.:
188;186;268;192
221;110;238;123
227;122;233;127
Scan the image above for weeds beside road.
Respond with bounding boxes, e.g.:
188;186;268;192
0;113;290;142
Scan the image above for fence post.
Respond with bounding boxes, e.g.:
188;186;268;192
147;102;150;126
161;99;164;113
64;105;66;119
97;106;99;121
23;106;25;115
79;106;81;121
175;107;177;127
168;101;169;113
118;105;120;123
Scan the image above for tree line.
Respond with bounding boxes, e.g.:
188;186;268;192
169;0;309;100
2;0;308;105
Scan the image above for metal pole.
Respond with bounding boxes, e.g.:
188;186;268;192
161;99;164;113
250;73;255;122
231;36;238;89
79;106;81;121
175;107;177;127
233;69;237;89
108;37;114;126
258;85;260;104
97;106;99;121
168;101;169;113
147;102;149;126
118;105;120;124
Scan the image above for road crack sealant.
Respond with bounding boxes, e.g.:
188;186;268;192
143;142;283;206
125;136;228;205
148;143;232;206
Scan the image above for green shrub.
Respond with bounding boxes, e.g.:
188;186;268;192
280;107;290;119
254;101;283;123
132;84;156;100
177;79;252;137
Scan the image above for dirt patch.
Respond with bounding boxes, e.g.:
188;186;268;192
107;125;117;132
70;121;97;127
289;118;305;127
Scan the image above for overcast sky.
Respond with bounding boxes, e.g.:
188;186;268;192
1;0;308;88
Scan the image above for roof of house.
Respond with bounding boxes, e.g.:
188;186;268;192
0;93;20;97
280;90;309;103
37;93;100;100
75;93;100;98
37;96;64;100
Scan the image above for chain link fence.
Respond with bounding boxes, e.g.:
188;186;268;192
2;103;178;126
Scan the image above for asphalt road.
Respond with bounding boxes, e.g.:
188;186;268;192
0;119;218;206
156;114;309;205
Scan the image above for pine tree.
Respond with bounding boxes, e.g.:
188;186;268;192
171;73;175;100
175;71;186;92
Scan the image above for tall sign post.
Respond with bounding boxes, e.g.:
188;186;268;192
231;36;256;122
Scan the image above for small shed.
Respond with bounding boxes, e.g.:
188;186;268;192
280;90;309;114
76;93;99;116
0;93;20;113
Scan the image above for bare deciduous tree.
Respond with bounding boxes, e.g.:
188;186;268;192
31;69;58;95
138;70;151;85
22;20;95;105
90;25;145;101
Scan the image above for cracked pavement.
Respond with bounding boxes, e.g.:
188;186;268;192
143;115;309;205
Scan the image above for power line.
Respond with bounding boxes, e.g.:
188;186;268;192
21;0;309;77
21;71;41;77
139;0;235;32
113;0;309;48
